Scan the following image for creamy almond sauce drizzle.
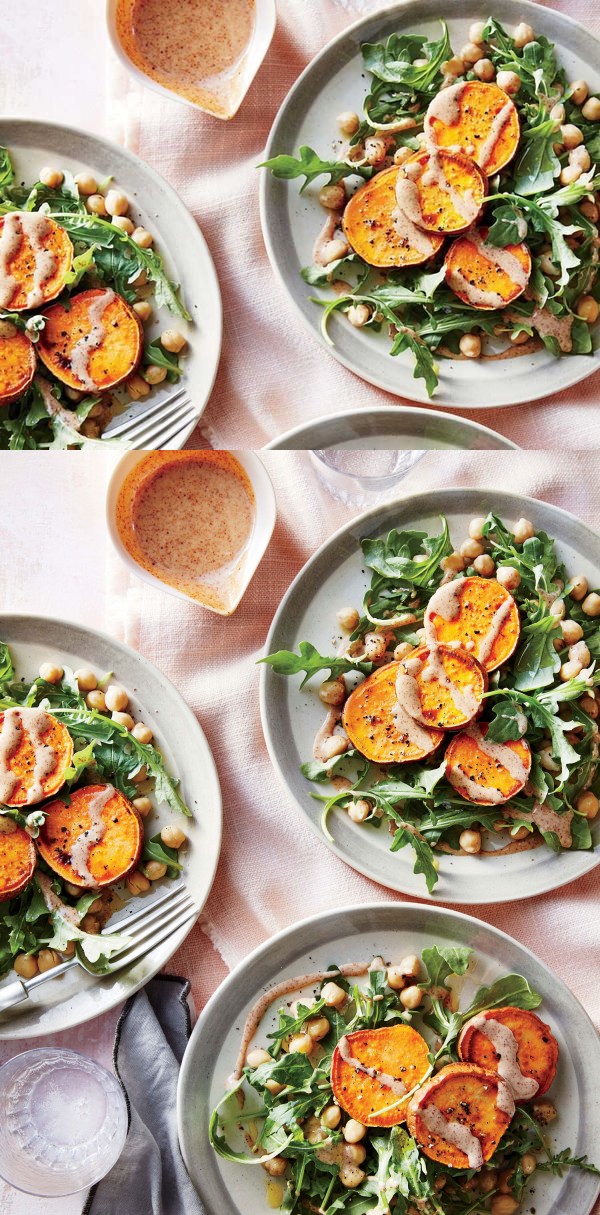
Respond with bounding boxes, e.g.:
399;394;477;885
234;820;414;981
0;707;56;805
531;801;573;847
477;101;515;169
338;1033;407;1096
469;1015;539;1100
421;1103;484;1168
69;290;115;390
392;694;440;752
231;963;370;1080
425;82;466;132
313;212;344;266
529;307;574;353
70;785;114;886
313;707;345;762
36;870;82;927
393;172;439;256
0;212;57;309
420;149;479;225
477;597;514;666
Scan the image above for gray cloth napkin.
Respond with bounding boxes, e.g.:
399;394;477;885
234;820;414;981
84;975;205;1215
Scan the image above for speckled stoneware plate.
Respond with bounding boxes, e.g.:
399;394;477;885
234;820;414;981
0;118;222;447
260;0;600;410
266;405;518;449
0;615;222;1039
260;487;600;903
178;902;600;1215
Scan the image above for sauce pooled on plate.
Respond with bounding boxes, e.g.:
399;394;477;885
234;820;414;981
115;451;256;614
115;0;256;118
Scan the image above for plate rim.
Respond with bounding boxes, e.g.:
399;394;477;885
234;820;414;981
259;485;600;904
0;115;223;447
264;404;520;449
259;0;600;411
0;611;223;1039
177;898;600;1215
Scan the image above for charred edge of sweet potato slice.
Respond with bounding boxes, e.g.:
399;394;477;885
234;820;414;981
458;1007;559;1099
427;81;520;176
36;783;143;888
406;1061;514;1168
37;288;143;392
399;643;487;731
426;577;520;673
445;233;531;310
331;1024;431;1127
402;150;487;235
0;328;36;405
342;661;445;764
0;710;74;808
342;167;444;268
0;825;37;899
445;726;531;804
0;213;73;312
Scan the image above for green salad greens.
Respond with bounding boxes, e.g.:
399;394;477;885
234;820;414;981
0;146;189;449
210;945;598;1213
262;17;600;397
262;512;600;893
0;642;189;976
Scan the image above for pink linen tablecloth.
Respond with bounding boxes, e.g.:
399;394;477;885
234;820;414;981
1;450;599;1212
104;0;600;449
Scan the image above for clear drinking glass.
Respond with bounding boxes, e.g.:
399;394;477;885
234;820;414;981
0;1048;128;1196
309;449;425;507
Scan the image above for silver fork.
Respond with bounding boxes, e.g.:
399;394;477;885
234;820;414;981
0;883;198;1015
102;387;199;449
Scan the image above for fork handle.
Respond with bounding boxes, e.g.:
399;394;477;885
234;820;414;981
0;979;29;1014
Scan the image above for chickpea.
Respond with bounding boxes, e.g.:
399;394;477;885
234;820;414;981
321;1105;341;1130
127;869;151;895
103;189;129;217
460;828;482;854
560;621;583;647
112;710;135;730
474;554;495;577
38;949;61;973
105;684;129;712
85;690;105;712
319;735;349;762
39;662;63;684
568;79;589;107
441;552;466;573
133;796;153;817
497;70;521;95
343;1120;366;1144
127;372;151;400
14;953;39;979
247;1047;271;1068
474;58;495;82
513;22;535;48
569;574;589;601
344;1143;367;1165
461;42;483;65
442;56;465;76
549;599;566;620
80;914;100;934
161;329;187;354
73;667;97;692
533;1098;557;1125
347;798;372;824
364;137;387;166
112;215;135;235
571;146;591;171
570;640;591;667
160;824;187;849
322;237;350;264
347;303;371;328
322;981;347;1008
336;606;359;632
576;791;599;819
266;1079;285;1095
387;966;407;990
512;517;535;544
289;1033;313;1054
131;721;153;744
560;659;583;682
74;171;98;195
132;765;147;784
522;1152;537;1176
339;1165;365;1189
580;200;599;222
582;592;600;616
496;565;521;591
469;516;487;540
145;860;168;881
461;539;485;561
40;166;65;190
490;1198;519;1215
337;110;360;136
459;332;481;358
317;183;346;212
582;97;600;122
86;193;107;217
131;226;154;248
144;364;168;386
364;632;388;660
262;1157;288;1177
400;984;423;1010
561;123;584;149
469;20;487;44
550;102;566;124
306;1016;330;1042
576;295;600;324
580;695;599;718
561;164;582;186
394;145;413;165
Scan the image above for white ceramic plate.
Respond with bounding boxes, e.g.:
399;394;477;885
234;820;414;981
260;487;600;903
178;901;600;1215
260;0;600;410
0;118;222;447
266;405;518;449
0;615;222;1039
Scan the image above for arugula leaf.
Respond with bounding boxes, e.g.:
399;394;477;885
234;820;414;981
0;147;15;192
390;326;439;398
301;749;362;783
260;146;368;192
513;116;561;196
421;944;472;989
259;642;373;688
0;643;13;683
142;833;183;878
464;974;543;1017
362;518;452;586
142;338;182;382
485;700;528;744
389;824;438;894
362;22;451;92
369;1126;434;1213
513;609;562;691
